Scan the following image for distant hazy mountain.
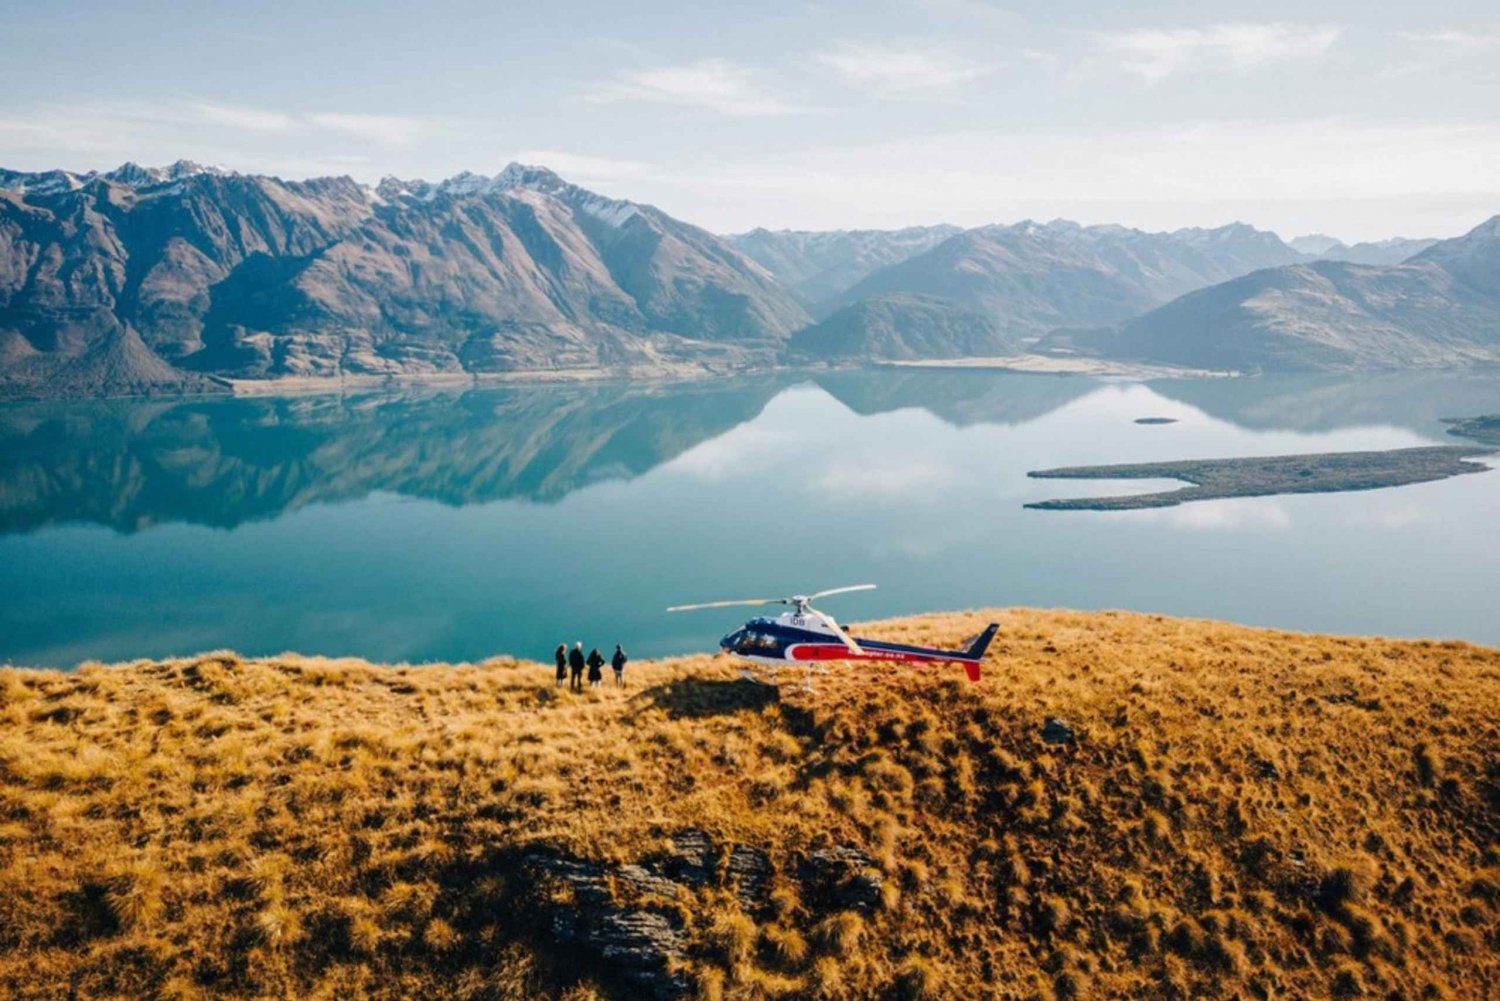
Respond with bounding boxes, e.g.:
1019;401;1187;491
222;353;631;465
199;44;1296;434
1043;216;1500;372
725;225;961;315
1291;233;1439;266
1288;234;1343;256
0;162;807;398
788;293;1021;361
829;220;1304;343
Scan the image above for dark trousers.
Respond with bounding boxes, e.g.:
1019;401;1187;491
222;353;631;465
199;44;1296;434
570;669;583;691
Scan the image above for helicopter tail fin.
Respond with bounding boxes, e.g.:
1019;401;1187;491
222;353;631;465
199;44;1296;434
959;623;999;682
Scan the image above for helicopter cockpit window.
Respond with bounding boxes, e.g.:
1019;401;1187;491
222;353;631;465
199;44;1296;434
729;630;784;656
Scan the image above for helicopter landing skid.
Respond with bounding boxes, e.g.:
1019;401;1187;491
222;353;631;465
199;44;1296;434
739;664;828;691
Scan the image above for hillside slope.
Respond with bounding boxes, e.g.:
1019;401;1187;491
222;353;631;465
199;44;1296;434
787;293;1022;361
1044;216;1500;372
831;221;1303;342
0;163;807;398
0;610;1495;1000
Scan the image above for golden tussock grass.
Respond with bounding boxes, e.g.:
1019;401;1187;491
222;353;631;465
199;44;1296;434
0;609;1495;999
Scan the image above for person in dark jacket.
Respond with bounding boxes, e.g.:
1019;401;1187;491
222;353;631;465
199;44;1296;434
553;644;567;687
568;642;585;691
611;645;628;686
586;647;605;688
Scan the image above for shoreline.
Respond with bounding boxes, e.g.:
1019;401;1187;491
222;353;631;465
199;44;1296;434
0;355;1232;404
11;606;1500;674
874;354;1238;379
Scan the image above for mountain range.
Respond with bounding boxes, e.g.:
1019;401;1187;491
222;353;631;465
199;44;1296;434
2;158;1495;397
0;162;806;398
1045;217;1500;372
1288;233;1439;266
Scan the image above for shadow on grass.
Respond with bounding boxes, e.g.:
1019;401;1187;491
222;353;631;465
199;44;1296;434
633;678;782;719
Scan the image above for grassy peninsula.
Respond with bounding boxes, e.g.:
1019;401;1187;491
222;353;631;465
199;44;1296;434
1026;445;1493;511
0;610;1496;999
1444;415;1500;446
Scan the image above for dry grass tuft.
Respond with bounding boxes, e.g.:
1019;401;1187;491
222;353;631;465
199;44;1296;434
0;608;1494;998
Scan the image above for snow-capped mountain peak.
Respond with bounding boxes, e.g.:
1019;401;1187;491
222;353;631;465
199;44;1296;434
370;163;640;227
101;160;226;188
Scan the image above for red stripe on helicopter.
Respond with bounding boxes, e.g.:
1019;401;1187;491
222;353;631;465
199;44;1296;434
785;644;973;666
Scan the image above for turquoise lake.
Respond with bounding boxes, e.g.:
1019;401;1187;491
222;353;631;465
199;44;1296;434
2;369;1498;667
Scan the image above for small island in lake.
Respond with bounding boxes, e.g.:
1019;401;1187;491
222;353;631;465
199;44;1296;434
1444;414;1500;445
1134;416;1178;425
1026;445;1495;510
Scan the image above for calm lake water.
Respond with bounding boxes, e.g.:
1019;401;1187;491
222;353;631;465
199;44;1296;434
2;369;1498;667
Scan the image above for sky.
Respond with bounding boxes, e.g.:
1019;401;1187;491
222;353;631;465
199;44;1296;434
2;0;1498;241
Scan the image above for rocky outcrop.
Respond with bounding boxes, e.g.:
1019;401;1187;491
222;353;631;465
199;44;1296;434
513;830;880;999
798;846;886;912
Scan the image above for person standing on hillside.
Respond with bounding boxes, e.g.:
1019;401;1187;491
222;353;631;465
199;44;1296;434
611;644;628;686
553;644;567;687
568;642;585;691
586;647;605;689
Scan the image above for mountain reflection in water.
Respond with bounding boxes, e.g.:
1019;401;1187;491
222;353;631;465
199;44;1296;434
1;369;1498;667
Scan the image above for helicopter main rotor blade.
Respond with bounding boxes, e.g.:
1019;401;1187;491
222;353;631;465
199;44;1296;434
810;609;864;655
809;584;877;602
666;598;787;613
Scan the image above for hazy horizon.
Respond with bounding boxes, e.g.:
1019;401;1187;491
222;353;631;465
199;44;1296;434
3;1;1498;241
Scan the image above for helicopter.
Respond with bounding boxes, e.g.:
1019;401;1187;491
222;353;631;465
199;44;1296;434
667;584;997;686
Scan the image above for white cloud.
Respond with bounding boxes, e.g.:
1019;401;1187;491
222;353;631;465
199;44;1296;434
1385;29;1500;78
630;120;1500;241
1094;22;1343;82
816;43;993;94
189;102;298;132
0;101;439;170
1396;29;1500;52
585;59;814;117
304;112;433;146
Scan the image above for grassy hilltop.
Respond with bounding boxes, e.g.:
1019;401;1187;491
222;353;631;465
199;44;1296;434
0;610;1496;1000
